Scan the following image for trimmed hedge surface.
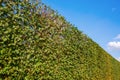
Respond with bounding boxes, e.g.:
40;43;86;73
0;0;120;80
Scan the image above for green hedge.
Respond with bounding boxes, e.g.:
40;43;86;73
0;0;120;79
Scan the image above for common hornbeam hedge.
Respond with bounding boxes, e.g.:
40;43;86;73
0;0;120;80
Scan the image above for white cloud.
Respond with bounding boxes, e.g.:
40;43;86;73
115;34;120;40
117;57;120;62
107;34;120;60
108;41;120;50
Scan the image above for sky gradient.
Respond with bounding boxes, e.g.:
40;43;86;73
42;0;120;61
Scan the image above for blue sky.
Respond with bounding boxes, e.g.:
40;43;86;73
42;0;120;61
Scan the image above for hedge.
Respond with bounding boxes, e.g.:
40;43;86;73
0;0;120;79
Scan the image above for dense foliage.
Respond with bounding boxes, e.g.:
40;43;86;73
0;0;120;79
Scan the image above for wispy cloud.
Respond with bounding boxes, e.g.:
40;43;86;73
107;34;120;50
116;57;120;62
115;34;120;40
108;41;120;50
